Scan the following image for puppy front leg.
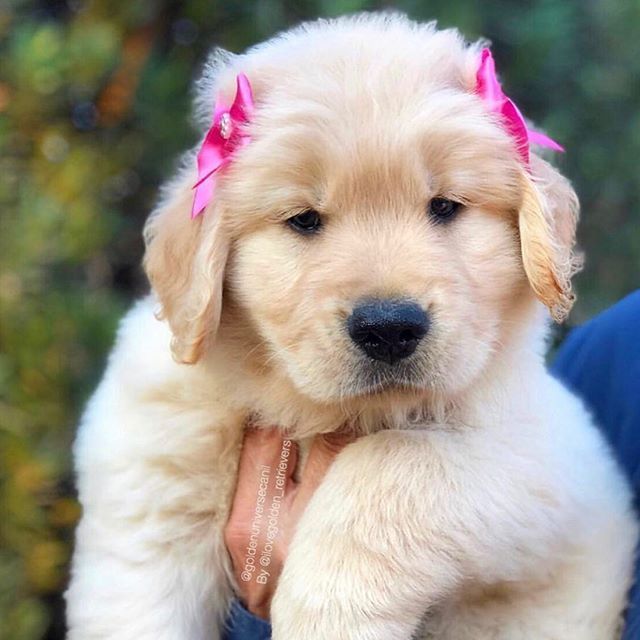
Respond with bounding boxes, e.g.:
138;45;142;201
270;429;467;640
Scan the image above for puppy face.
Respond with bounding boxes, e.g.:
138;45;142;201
145;16;580;406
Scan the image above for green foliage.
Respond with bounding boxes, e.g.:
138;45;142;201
0;0;638;637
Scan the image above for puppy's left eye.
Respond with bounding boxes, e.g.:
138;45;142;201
287;209;322;235
428;197;462;222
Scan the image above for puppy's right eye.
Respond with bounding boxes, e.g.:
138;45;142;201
287;209;322;235
428;197;462;222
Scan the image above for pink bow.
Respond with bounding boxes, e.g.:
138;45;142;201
475;48;563;166
191;73;254;218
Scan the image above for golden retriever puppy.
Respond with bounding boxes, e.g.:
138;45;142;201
66;13;638;640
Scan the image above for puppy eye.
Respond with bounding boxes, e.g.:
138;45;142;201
428;197;462;222
287;209;322;235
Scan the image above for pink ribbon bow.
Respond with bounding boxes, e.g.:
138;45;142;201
475;48;563;166
191;73;254;218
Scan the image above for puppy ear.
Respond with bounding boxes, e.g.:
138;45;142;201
518;155;582;321
143;171;229;364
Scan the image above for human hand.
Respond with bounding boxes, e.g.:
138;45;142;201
224;428;352;619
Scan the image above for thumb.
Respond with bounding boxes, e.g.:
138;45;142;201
291;432;355;511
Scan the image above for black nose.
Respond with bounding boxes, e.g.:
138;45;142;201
347;299;429;364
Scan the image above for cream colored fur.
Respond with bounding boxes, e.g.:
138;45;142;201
66;13;638;640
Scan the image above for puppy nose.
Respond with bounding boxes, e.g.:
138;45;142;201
347;299;429;364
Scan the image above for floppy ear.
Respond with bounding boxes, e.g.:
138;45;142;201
143;170;230;364
142;48;238;364
518;155;582;322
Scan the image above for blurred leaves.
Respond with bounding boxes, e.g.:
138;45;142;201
0;0;638;638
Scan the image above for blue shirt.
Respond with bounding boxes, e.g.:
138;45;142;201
551;290;640;639
223;599;272;640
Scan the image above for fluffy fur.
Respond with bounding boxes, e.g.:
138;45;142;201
66;13;637;639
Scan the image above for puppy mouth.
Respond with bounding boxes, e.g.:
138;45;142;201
344;360;429;398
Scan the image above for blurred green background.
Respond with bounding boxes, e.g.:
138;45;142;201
0;0;638;637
